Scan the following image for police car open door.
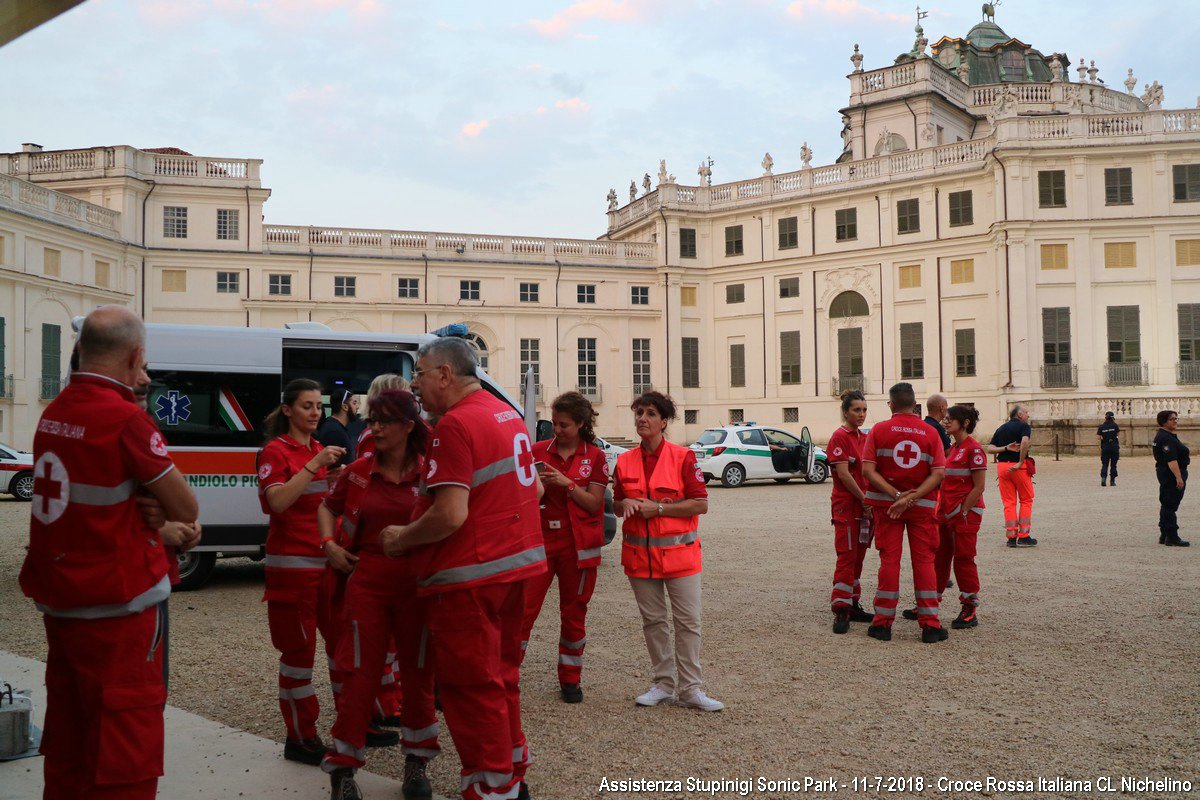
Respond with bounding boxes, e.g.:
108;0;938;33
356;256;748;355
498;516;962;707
801;426;815;477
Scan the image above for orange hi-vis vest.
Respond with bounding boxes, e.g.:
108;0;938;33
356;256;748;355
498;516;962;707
616;441;702;579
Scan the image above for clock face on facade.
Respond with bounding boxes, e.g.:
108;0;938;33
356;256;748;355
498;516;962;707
939;47;957;67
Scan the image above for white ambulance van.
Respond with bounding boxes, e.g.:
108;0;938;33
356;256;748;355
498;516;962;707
137;321;530;590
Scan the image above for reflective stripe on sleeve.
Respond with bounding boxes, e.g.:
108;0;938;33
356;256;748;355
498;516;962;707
576;547;601;561
945;468;971;476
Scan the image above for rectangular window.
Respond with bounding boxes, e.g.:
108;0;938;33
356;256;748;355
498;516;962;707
44;248;61;277
779;277;800;298
632;338;651;392
948;190;973;226
684;409;699;424
778;216;798;249
1179;305;1200;363
780;330;801;385
269;273;292;296
334;276;356;297
835;208;858;241
397;277;419;298
1176;239;1200;267
898;264;921;289
725;283;745;304
1041;243;1068;270
1107;306;1141;363
630;285;650;305
1173;164;1200;202
682;337;700;388
680;228;697;259
41;323;61;400
1104;167;1133;205
896;198;920;234
725;225;744;256
520;338;540;388
950;258;974;284
783;407;799;423
577;337;597;390
955;328;976;377
94;260;110;288
161;269;186;292
900;322;924;379
680;286;698;307
729;343;746;387
1038;170;1067;208
1042;307;1071;365
460;280;481;300
217;208;240;240
577;284;595;304
729;409;745;424
1104;242;1137;269
519;282;539;302
163;206;188;238
216;271;240;293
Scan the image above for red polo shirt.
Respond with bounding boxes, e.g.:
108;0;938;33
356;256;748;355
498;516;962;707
258;434;330;557
324;458;422;556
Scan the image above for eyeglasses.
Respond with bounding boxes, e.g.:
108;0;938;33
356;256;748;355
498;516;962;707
366;417;399;428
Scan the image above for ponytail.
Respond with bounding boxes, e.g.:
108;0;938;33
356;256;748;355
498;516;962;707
264;378;322;442
947;404;980;434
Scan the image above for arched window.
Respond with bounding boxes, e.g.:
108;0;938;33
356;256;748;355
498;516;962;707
829;291;869;319
464;332;489;371
1001;50;1026;82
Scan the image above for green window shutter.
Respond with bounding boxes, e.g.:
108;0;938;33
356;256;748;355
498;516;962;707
955;328;976;377
0;317;6;377
838;327;864;377
729;343;746;388
900;322;924;379
42;323;61;399
1180;304;1200;361
682;337;700;388
780;331;801;384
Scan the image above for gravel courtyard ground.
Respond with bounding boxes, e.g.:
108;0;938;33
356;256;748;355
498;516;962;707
2;455;1196;799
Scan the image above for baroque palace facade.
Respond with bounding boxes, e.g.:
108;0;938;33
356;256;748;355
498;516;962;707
2;15;1200;447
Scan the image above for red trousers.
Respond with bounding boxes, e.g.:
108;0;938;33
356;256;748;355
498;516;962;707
41;606;165;800
426;580;529;800
998;463;1034;539
322;567;402;719
519;539;597;685
323;554;438;771
830;501;870;612
935;514;982;607
871;508;942;629
267;571;337;743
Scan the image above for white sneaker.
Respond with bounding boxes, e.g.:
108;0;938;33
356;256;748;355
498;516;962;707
677;690;725;712
634;685;674;706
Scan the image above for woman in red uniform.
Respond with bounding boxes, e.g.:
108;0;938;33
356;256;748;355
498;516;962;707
827;389;875;634
258;379;346;765
520;391;608;704
934;404;987;629
319;389;438;800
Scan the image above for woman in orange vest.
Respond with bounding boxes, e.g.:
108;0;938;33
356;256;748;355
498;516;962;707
257;379;345;765
614;391;722;712
521;391;609;704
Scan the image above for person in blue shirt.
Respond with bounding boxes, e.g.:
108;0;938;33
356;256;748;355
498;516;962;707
1152;410;1190;547
1097;411;1120;487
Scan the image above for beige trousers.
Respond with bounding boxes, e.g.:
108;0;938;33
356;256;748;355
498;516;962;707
628;572;703;696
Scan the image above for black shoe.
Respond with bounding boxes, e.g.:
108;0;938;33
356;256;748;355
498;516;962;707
832;610;851;634
376;714;403;728
1006;538;1017;548
1165;536;1191;547
946;579;954;589
1015;536;1038;547
1160;533;1168;545
849;602;874;622
867;624;892;641
1101;478;1106;487
365;726;399;747
402;756;433;800
901;607;919;620
330;767;363;800
283;736;329;766
921;626;949;644
951;606;978;629
1110;479;1116;487
560;683;584;703
517;782;531;800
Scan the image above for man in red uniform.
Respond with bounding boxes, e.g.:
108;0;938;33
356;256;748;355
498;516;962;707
861;382;948;644
382;337;546;800
20;305;198;800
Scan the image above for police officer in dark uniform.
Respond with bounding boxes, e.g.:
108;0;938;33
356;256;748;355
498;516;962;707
1152;409;1190;547
1097;411;1120;487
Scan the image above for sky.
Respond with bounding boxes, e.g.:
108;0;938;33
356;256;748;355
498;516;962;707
2;0;1196;238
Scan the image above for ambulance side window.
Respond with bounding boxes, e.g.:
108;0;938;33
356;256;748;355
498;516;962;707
147;371;279;448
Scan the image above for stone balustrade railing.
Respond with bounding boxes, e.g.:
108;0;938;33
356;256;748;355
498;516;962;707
607;108;1198;230
0;172;121;237
0;146;262;185
262;225;656;265
1021;395;1200;421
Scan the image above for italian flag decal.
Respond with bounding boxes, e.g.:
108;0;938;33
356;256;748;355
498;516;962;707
218;387;252;432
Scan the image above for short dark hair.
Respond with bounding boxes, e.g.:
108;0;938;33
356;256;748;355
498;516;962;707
630;390;677;421
1157;409;1178;426
888;382;915;410
947;404;980;434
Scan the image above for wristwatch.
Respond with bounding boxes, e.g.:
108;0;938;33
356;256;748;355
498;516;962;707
657;502;664;516
894;491;903;500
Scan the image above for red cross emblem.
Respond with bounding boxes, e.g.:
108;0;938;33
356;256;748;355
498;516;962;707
32;452;70;525
892;440;922;469
513;433;537;487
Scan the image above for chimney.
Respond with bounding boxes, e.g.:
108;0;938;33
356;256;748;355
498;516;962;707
21;143;43;152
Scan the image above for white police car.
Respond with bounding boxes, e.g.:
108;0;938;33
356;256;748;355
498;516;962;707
0;442;35;501
691;424;828;488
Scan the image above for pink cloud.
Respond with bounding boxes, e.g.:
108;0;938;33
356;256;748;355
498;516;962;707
529;0;648;38
554;97;592;112
785;0;906;24
460;119;491;139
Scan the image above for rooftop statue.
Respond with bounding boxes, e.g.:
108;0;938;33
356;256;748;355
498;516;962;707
761;152;774;176
606;188;618;211
800;142;813;169
850;44;863;73
698;159;712;187
629;181;637;203
982;1;1000;22
642;173;652;195
657;159;675;185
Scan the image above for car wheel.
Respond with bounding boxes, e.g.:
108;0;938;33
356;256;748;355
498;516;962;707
804;461;829;484
721;463;746;488
175;552;217;592
773;477;791;484
11;471;34;501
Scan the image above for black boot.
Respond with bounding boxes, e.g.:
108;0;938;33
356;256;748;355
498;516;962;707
402;755;433;800
849;602;874;622
1101;478;1106;487
867;624;892;641
284;736;329;766
1110;478;1116;487
330;767;363;800
517;782;531;800
921;626;949;644
365;726;399;747
832;609;851;634
560;683;583;703
1164;535;1191;547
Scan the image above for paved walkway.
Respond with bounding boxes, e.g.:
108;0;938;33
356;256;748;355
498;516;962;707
0;649;438;800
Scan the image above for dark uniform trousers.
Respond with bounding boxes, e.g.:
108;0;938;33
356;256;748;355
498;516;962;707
1100;444;1119;482
1158;474;1186;537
